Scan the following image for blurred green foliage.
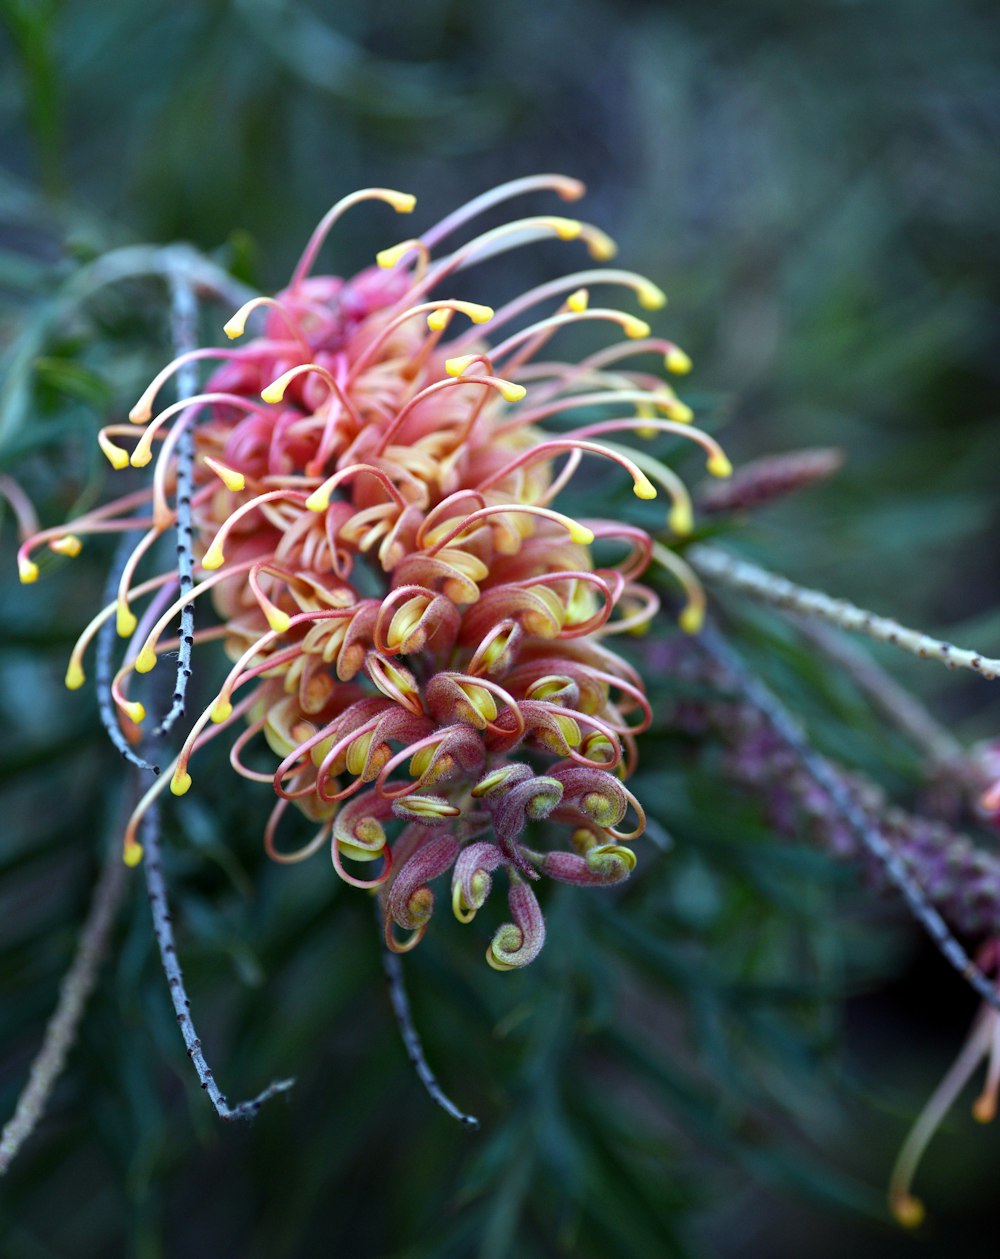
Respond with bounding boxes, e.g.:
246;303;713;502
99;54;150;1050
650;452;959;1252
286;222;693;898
1;2;999;1256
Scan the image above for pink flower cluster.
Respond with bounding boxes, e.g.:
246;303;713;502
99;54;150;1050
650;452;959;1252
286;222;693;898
19;176;730;968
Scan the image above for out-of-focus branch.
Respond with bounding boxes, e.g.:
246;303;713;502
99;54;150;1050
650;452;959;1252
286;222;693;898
693;621;1000;1015
690;543;1000;681
789;616;968;772
0;839;129;1174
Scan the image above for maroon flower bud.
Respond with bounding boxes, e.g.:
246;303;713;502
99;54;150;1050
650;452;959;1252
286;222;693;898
486;879;546;970
385;831;460;944
488;774;564;843
541;844;636;886
697;447;843;516
452;841;505;922
550;765;629;829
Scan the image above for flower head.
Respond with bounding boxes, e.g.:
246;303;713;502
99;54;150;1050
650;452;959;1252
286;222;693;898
19;176;729;967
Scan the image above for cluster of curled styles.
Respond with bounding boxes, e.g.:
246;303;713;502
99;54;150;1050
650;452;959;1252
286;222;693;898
17;175;731;970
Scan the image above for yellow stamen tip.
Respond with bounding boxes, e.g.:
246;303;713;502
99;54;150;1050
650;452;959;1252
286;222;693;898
445;354;478;377
586;230;617;261
210;698;233;724
170;771;192;797
128;403;152;424
122;700;146;724
566;288;589;313
305;489;330;513
426;309;453;332
623;316;651;340
103;445;130;470
465;302;494;325
49;534;82;557
568;523;595;546
130;447;153;469
707;452;733;478
18;558;39;584
116;603;138;637
134;646;158;674
65;661;86;690
666;347;693;374
973;1094;996;1124
550;217;582;241
376;241;413;269
261;379;288;404
498;380;527;403
665;401;694;423
204;457;246;492
265;607;292;634
632;475;658;501
223;315;246;339
891;1194;925;1230
637;281;668;310
668;502;694;536
123;842;144;868
201;544;225;570
386;191;416;213
678;604;704;634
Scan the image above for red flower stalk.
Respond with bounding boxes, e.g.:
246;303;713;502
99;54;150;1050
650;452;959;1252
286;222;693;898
19;176;731;969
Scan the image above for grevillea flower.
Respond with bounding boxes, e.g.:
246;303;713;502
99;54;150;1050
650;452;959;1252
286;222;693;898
888;941;1000;1228
18;175;731;969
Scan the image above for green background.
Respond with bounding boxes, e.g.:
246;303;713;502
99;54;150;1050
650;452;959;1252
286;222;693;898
1;1;999;1255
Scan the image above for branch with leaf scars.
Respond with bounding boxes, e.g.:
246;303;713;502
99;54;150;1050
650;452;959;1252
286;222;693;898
379;903;479;1129
141;801;295;1120
694;620;1000;1016
96;532;160;775
133;270;291;1119
153;275;199;736
689;543;1000;681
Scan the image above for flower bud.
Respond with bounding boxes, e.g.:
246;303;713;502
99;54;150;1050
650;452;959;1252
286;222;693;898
452;841;505;923
486;879;546;971
386;833;460;931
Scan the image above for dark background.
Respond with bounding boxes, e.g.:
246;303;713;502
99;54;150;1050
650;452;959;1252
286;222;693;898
1;1;999;1256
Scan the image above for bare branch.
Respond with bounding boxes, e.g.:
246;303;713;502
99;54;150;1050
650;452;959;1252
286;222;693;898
141;802;294;1120
96;533;160;775
153;275;199;736
690;543;1000;681
379;903;479;1129
0;839;129;1174
790;616;967;772
694;621;1000;1016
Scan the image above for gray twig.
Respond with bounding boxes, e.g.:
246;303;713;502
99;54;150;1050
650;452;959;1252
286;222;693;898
790;615;967;772
695;620;1000;1016
137;272;291;1119
379;903;479;1129
153;275;199;736
141;802;294;1120
0;838;129;1173
96;532;160;775
690;543;1000;681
